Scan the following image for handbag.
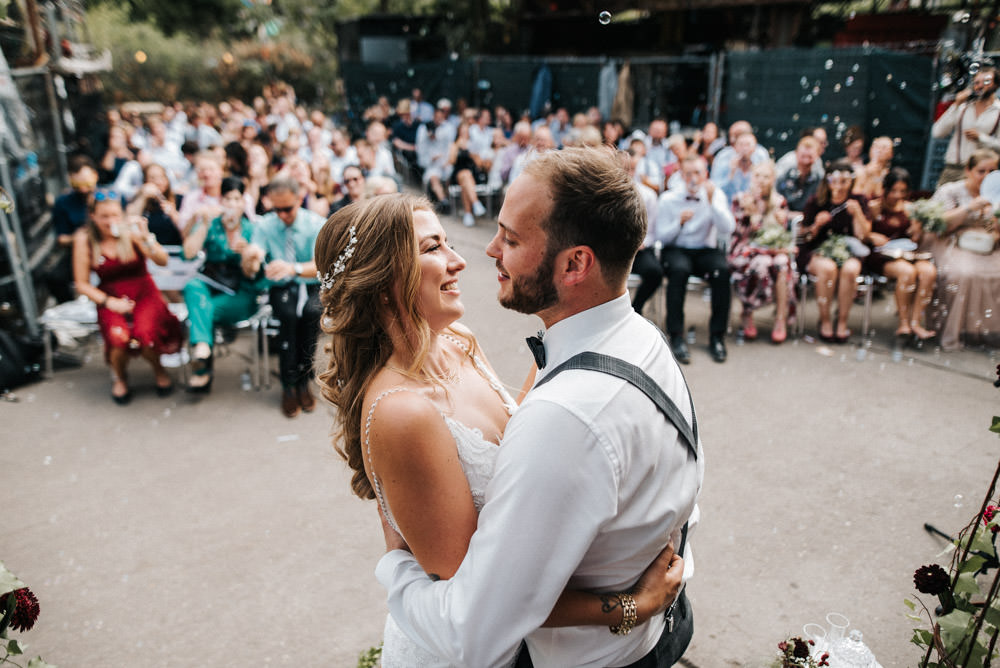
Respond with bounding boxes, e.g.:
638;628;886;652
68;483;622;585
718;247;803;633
197;261;243;295
957;229;995;255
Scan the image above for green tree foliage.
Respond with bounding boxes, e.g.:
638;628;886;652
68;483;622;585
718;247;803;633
89;0;245;38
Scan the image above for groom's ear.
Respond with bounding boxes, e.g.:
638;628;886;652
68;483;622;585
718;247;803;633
557;245;597;287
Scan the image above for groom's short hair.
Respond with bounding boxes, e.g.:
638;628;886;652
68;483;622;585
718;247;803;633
522;147;646;285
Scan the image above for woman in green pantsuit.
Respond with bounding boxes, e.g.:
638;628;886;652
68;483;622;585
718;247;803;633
182;176;264;392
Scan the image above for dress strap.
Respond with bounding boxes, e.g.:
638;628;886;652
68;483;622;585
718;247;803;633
364;388;411;535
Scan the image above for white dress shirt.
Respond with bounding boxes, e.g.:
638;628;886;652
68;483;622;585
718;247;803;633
656;184;735;249
376;294;703;668
932;98;1000;164
637;181;658;249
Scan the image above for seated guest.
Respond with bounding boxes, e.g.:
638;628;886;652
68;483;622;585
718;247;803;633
691;121;724;166
73;190;181;403
328;128;358;185
712;120;769;173
328;165;367;215
852;136;894;201
182;177;265;392
508;125;555;184
927;148;1000;350
126;163;182;246
776;135;823;214
728;161;796;344
177;151;225;236
98;125;134;185
624;143;662;316
774;127;826;181
630;137;663;193
415;104;456;210
447;121;489;227
799;159;872;343
663;134;689;185
241;177;325;417
656;154;735;364
280;156;330;218
864;167;937;342
47;155;99;303
711;131;762;202
843;126;866;173
643;118;671;178
390;99;421;181
495;120;532;185
364;121;398;184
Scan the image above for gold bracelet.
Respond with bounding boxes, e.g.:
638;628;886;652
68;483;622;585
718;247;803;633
609;593;637;636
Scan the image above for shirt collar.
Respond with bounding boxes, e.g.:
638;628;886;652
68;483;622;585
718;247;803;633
536;293;632;380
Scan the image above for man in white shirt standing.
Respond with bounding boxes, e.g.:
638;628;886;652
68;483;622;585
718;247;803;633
656;154;735;365
377;147;703;668
932;66;1000;186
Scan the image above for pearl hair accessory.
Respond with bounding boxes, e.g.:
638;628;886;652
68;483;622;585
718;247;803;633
319;224;357;291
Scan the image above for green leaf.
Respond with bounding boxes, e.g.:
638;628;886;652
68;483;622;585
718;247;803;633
960;555;988;574
955;571;982;596
985;603;1000;629
990;416;1000;434
938;608;976;654
0;563;25;598
27;657;56;668
7;638;23;655
970;529;997;558
905;598;917;610
907;613;923;622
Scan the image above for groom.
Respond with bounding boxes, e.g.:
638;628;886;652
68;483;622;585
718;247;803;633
376;147;704;667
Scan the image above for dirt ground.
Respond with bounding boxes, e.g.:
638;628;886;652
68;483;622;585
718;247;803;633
4;212;1000;667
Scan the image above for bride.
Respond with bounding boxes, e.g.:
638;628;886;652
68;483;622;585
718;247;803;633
315;194;682;667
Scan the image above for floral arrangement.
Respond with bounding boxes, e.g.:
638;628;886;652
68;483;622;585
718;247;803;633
909;199;948;236
771;636;830;667
0;562;51;668
906;365;1000;667
752;224;794;250
816;234;852;267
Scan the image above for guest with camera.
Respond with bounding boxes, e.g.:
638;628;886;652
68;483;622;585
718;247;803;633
73;190;182;403
932;65;1000;187
182;177;266;393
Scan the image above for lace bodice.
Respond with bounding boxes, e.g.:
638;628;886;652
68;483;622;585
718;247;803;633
364;344;516;537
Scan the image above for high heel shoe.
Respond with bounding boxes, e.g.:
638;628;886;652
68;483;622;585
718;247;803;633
771;325;787;344
111;375;132;405
187;351;214;394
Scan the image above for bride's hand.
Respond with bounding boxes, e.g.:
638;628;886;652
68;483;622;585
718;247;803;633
630;541;684;624
379;505;410;553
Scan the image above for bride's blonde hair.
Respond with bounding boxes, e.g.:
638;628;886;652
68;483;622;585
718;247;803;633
315;194;475;499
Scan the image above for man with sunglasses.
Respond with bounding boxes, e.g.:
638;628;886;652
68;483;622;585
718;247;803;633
328;165;366;215
46;155;101;303
241;176;325;418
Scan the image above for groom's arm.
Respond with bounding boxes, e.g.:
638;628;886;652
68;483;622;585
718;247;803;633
375;399;617;667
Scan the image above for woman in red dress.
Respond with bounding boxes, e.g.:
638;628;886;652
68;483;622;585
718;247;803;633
73;190;182;403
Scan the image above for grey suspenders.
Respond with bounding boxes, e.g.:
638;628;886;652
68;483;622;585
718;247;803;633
532;351;698;558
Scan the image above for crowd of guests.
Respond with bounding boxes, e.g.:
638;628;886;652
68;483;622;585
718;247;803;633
48;68;1000;408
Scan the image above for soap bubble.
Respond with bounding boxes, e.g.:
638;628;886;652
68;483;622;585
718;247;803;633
812;86;820;95
851;63;860;73
846;76;855;86
969;61;981;75
825;59;834;70
737;90;748;100
792;113;800;122
899;80;907;90
821;113;829;122
872;118;880;127
800;76;809;88
598;10;612;25
885;73;893;82
834;83;842;92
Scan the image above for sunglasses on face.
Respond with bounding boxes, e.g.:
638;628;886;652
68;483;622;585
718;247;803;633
273;205;296;214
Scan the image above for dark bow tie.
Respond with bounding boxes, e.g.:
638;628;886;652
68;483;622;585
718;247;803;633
525;334;546;369
685;195;700;202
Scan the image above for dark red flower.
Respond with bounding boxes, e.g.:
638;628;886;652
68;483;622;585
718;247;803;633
778;641;789;652
1;587;39;632
914;564;951;595
792;637;811;658
819;652;831;666
985;505;1000;533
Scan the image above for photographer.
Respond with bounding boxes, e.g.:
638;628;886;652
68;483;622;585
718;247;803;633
932;65;1000;186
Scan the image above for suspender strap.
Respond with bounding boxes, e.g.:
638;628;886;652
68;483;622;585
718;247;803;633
533;351;699;460
531;351;698;558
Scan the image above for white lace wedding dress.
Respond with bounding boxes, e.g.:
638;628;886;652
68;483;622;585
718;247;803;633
365;353;518;668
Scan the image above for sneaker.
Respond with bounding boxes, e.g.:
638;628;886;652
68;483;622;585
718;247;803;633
472;200;487;217
462;212;475;227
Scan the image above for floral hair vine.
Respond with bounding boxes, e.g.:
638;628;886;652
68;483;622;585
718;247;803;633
319;224;358;292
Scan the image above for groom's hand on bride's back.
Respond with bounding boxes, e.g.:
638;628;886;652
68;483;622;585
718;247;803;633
631;541;684;623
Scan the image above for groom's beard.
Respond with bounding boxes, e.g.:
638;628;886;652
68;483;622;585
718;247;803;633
497;248;559;315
